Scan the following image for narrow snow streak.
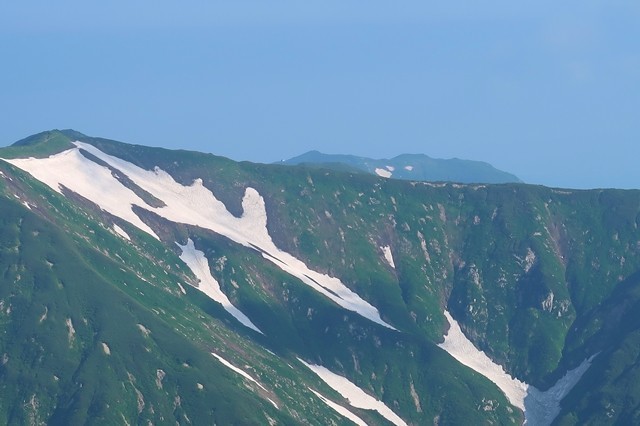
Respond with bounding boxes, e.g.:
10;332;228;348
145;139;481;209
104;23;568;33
381;246;395;269
266;398;279;409
439;310;595;425
212;352;278;409
310;389;368;426
212;352;267;392
178;239;262;334
113;224;131;241
299;359;408;426
4;143;393;330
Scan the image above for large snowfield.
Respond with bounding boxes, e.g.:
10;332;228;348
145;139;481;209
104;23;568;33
5;143;394;330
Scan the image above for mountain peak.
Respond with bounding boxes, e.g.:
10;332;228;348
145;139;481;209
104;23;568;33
2;131;72;159
3;129;88;159
12;129;68;147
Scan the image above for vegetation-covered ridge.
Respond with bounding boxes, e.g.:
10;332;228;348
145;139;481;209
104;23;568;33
0;130;639;425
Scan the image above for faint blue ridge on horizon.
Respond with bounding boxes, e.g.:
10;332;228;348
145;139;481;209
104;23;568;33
281;150;522;184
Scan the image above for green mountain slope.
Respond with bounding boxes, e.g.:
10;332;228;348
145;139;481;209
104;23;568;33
281;150;522;184
0;163;315;425
0;130;639;425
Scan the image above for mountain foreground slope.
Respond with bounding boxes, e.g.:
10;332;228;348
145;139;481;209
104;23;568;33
0;130;639;425
281;150;521;184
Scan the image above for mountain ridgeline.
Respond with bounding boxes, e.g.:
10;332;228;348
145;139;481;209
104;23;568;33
0;130;639;425
281;150;521;184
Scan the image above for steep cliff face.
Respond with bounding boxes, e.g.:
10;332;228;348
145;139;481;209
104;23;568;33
0;130;639;425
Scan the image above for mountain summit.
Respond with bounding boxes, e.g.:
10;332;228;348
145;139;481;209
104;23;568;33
281;150;521;184
0;130;638;425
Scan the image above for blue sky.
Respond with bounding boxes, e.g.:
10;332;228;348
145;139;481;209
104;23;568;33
1;1;639;189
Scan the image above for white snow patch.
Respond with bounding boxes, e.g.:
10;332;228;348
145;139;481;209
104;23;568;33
404;165;413;171
177;239;262;334
438;311;528;411
385;165;395;171
101;342;111;355
524;248;536;273
22;201;32;210
8;143;392;330
310;389;368;426
3;150;160;238
416;231;431;263
212;352;267;392
524;355;596;425
137;323;151;336
113;224;131;241
119;413;130;426
439;310;595;425
177;282;187;295
65;318;76;343
266;397;279;409
39;307;48;323
299;359;408;426
156;369;166;389
381;246;395;269
374;168;392;178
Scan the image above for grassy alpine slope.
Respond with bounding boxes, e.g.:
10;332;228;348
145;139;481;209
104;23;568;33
0;129;639;425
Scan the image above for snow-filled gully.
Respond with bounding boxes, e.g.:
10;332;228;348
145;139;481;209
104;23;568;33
3;143;394;331
178;239;262;334
439;310;595;425
211;352;278;409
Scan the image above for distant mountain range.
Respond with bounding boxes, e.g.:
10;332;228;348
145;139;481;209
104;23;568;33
281;150;521;184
